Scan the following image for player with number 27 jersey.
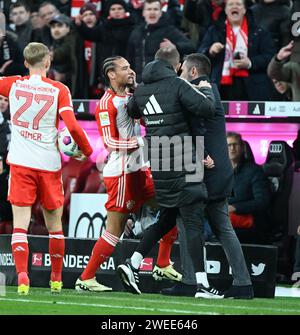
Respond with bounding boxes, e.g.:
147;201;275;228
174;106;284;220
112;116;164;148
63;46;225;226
0;75;92;171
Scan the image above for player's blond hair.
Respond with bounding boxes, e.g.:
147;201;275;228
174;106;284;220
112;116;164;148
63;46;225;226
23;42;50;67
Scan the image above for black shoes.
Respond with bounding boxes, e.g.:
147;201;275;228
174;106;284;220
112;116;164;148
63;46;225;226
195;284;224;299
161;282;197;297
224;285;254;299
117;259;141;294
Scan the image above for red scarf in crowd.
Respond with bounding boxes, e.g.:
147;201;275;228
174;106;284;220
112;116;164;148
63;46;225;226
211;0;223;22
221;17;249;85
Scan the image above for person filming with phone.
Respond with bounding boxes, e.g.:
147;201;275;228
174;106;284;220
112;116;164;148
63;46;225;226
197;0;275;101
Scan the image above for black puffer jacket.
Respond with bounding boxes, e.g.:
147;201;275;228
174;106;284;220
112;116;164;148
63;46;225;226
127;60;215;207
127;14;195;81
250;1;290;50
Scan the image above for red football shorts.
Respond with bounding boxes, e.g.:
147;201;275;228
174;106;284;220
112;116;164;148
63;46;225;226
8;165;64;210
103;168;155;214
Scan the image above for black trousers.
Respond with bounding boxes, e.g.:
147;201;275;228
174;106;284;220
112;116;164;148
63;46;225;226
136;201;206;273
178;199;251;286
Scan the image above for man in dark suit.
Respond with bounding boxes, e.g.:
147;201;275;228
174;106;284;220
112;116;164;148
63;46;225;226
161;53;253;299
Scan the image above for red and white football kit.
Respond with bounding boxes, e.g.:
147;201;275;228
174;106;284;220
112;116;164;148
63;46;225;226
0;75;92;209
95;89;155;213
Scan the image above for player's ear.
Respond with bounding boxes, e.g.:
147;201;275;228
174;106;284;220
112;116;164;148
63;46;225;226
107;70;115;81
24;60;29;69
44;56;51;71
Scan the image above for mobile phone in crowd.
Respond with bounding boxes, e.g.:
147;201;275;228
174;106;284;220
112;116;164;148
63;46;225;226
233;52;242;60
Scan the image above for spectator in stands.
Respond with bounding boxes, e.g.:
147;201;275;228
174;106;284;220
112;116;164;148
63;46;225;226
0;16;26;76
30;7;43;29
127;0;195;81
73;3;102;98
250;0;291;51
100;0;136;63
270;78;292;100
55;0;71;16
227;131;271;244
49;14;76;94
267;40;300;101
0;95;12;225
9;1;43;51
198;0;275;101
182;0;225;48
74;1;136;95
126;0;183;27
38;1;59;47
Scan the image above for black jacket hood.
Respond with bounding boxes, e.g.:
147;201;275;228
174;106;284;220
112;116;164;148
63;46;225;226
142;59;177;84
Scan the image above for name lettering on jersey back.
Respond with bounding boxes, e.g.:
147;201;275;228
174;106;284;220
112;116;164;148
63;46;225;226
20;130;42;141
15;82;55;94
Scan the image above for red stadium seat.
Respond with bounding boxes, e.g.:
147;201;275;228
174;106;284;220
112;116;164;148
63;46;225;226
0;221;13;234
82;169;106;193
61;158;94;229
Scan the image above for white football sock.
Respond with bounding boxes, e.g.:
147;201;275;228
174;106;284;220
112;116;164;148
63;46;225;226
196;272;209;288
130;252;143;270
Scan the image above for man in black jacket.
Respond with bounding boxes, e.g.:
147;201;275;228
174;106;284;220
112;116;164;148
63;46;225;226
227;131;271;244
117;46;223;298
198;0;275;101
127;0;195;82
161;53;253;299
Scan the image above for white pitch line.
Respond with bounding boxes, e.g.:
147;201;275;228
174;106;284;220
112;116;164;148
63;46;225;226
3;292;300;314
0;297;218;315
19;290;300;313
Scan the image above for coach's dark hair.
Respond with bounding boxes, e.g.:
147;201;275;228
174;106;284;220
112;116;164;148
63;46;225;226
102;56;123;85
155;46;180;69
183;53;211;77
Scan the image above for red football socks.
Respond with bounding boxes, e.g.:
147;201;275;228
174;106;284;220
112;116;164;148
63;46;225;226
49;231;65;282
156;225;178;268
81;231;119;281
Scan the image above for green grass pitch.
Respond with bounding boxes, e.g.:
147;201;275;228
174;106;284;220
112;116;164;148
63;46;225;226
0;286;300;315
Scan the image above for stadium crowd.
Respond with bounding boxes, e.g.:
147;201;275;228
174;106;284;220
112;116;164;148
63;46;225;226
0;0;299;100
0;0;300;292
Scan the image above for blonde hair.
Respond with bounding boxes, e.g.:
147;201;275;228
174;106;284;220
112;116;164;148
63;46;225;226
23;42;50;67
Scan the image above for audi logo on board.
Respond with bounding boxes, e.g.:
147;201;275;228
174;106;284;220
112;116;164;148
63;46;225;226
74;212;107;238
269;143;283;154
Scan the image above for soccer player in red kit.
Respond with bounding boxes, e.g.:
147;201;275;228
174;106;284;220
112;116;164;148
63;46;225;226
0;42;93;295
75;56;178;292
